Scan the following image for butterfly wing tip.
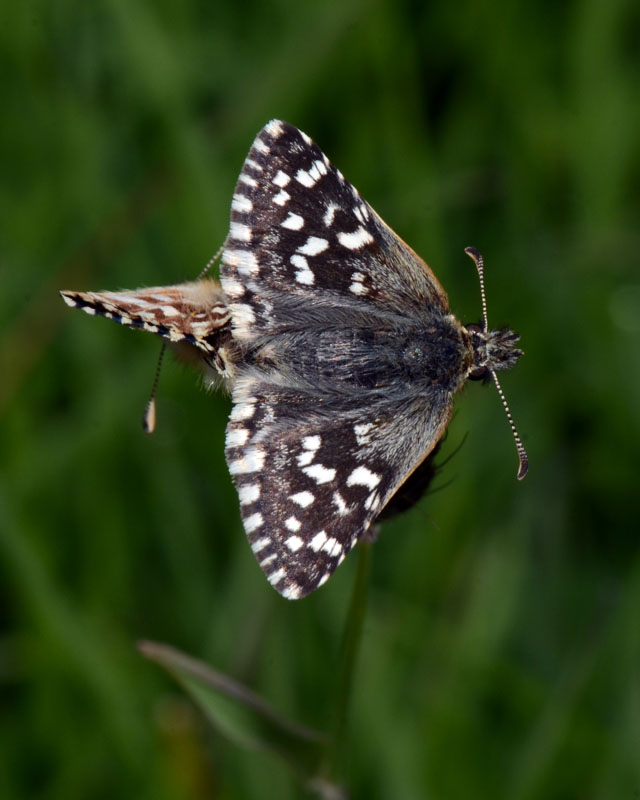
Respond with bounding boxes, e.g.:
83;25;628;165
60;290;78;307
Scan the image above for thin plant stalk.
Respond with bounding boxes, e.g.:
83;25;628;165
319;538;372;782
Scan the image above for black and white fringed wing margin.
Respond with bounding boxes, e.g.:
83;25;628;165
62;119;527;601
221;120;474;599
60;281;234;383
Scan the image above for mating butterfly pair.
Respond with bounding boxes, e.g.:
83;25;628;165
61;120;527;599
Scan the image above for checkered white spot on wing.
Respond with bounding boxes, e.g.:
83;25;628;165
225;377;452;599
220;119;449;346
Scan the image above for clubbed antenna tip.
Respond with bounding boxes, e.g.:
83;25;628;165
142;343;167;434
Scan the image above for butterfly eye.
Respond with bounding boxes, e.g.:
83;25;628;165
468;366;491;383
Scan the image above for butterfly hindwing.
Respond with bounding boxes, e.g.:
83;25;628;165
225;375;452;598
60;282;231;355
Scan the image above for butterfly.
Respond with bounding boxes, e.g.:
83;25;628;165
61;120;527;599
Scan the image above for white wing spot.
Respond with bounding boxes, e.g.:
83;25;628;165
286;534;304;551
268;567;286;586
332;492;350;516
285;517;302;532
230;222;252;242
231;194;253;213
307;160;327;183
273;189;291;206
295;168;316;188
309;531;328;552
61;294;79;308
297;435;321;465
221;275;245;299
230;401;256;421
223;249;259;276
298;236;329;256
239;483;260;505
296;450;315;467
290;254;314;286
338;227;375;250
281;212;304;230
354;423;374;445
290;491;315;508
232;303;256;328
273;170;291;187
251;536;270;553
313;158;328;177
226;427;249;448
322;537;342;558
323;203;339;227
160;305;179;317
303;464;336;484
347;466;381;490
239;173;258;188
167;327;183;342
354;204;370;225
282;583;303;600
244;512;264;533
295;269;315;286
265;119;284;138
228;446;265;475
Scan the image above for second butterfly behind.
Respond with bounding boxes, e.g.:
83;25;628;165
61;120;527;599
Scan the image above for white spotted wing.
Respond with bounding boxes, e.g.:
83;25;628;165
226;377;452;599
220;119;450;345
220;120;458;598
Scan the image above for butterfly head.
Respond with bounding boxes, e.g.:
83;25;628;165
466;324;523;378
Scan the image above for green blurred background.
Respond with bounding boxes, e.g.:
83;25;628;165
1;0;639;797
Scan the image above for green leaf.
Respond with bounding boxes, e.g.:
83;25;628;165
138;641;327;782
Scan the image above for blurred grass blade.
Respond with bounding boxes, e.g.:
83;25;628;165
321;539;372;783
138;640;326;778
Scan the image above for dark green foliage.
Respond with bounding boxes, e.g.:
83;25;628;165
1;0;639;797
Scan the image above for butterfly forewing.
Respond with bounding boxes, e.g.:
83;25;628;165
220;119;449;347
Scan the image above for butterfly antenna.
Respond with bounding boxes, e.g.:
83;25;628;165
197;243;225;279
464;246;529;480
465;246;489;333
489;369;529;479
142;343;167;434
